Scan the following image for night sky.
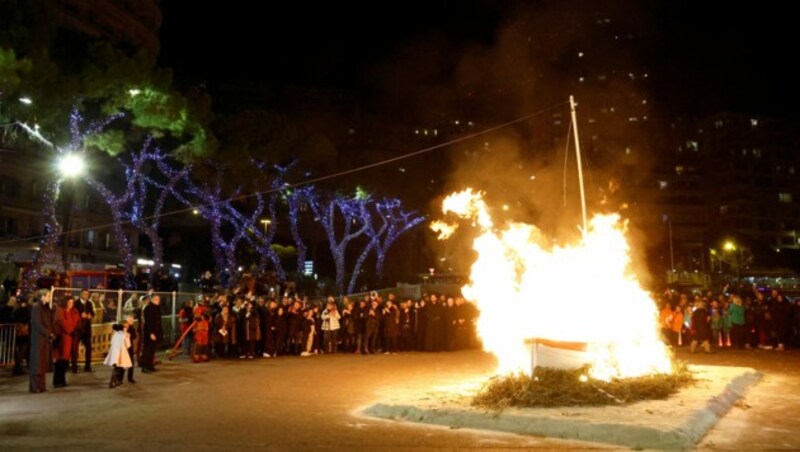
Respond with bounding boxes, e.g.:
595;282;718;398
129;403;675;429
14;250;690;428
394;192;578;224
159;1;799;120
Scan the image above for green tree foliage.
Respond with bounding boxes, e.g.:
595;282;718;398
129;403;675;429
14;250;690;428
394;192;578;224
0;1;215;159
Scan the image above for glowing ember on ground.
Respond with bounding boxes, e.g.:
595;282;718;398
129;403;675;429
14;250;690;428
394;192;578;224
434;189;671;381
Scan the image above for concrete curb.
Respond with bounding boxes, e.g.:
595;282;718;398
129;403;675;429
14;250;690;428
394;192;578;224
361;368;762;450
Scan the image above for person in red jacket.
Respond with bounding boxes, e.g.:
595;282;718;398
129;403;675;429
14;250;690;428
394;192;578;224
53;297;80;388
192;313;210;363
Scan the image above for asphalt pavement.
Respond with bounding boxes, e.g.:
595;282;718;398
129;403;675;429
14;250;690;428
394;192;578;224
1;348;798;450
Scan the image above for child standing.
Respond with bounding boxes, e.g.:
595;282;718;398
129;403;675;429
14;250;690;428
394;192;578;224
104;323;132;388
193;313;210;363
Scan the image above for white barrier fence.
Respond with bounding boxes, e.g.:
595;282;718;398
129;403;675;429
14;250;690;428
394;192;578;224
49;287;203;362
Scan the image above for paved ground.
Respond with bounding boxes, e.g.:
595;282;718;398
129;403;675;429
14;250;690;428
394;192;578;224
1;348;798;450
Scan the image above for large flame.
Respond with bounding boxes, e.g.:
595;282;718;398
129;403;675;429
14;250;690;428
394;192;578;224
436;189;671;381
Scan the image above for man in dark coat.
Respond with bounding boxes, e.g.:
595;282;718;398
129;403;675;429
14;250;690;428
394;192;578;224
141;295;162;372
29;293;54;393
73;289;95;372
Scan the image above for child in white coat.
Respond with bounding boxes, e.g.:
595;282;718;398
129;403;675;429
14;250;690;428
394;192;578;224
104;323;132;388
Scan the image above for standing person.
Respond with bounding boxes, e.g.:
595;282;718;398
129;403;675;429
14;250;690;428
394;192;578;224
178;300;195;357
340;301;356;353
104;323;132;388
192;312;210;363
141;295;162;373
365;300;381;354
414;298;427;351
300;309;316;357
355;300;368;354
124;316;137;383
73;289;95;373
382;299;399;354
53;297;79;388
263;301;278;358
400;300;415;351
243;303;261;358
11;297;31;376
29;292;54;393
213;305;236;358
729;295;746;349
690;300;712;353
321;298;341;354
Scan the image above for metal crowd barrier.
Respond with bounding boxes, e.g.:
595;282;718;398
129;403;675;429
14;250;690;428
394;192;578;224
49;287;202;362
0;323;16;366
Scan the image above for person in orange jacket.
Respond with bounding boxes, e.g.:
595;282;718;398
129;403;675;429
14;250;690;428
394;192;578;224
670;305;684;347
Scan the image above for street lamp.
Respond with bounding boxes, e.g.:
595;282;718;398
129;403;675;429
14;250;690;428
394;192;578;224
55;152;86;271
260;218;271;234
57;153;86;179
722;241;743;289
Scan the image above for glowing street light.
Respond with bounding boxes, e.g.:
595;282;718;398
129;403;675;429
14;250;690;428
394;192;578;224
260;218;272;234
723;241;737;252
19;97;32;105
57;153;86;178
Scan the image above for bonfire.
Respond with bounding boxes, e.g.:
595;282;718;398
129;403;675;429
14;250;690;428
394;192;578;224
433;189;687;406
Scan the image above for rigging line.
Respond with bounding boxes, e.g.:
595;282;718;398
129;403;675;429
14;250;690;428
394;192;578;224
562;117;572;208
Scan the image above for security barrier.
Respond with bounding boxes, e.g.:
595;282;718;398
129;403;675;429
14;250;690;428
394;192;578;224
0;323;15;366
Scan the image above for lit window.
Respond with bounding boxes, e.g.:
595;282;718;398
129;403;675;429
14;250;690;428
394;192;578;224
715;120;724;128
720;205;729;215
750;118;758;127
779;193;792;203
753;148;762;159
675;166;685;175
687;141;699;152
658;180;668;190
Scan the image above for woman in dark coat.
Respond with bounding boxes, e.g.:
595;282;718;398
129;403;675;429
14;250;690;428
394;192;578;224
243;303;261;358
29;294;54;393
53;297;79;387
212;306;236;358
381;300;400;354
424;296;444;352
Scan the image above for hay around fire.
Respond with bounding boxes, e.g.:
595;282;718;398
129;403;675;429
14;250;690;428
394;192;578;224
472;361;694;409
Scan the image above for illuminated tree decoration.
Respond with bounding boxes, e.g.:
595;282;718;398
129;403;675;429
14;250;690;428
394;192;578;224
373;198;426;281
307;192;369;294
126;145;191;285
85;136;161;288
347;197;425;293
19;107;123;292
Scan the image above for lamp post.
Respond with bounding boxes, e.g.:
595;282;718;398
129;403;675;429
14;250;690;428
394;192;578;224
260;218;271;234
722;241;741;288
56;153;86;270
